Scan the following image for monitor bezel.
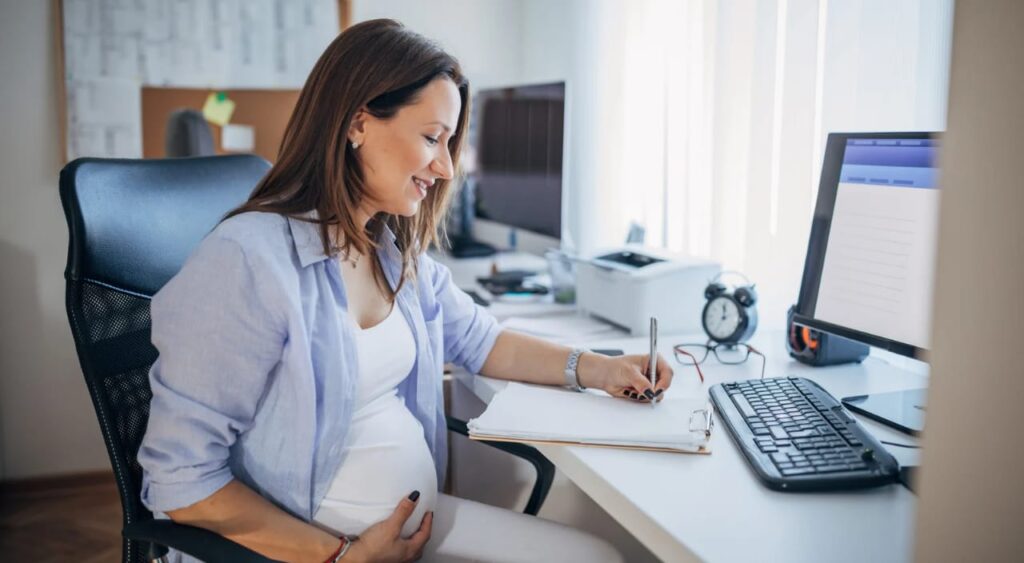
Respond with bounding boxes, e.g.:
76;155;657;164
793;131;940;361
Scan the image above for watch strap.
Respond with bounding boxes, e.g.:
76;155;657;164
564;348;588;392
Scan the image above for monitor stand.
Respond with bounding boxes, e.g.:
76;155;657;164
448;235;496;258
841;388;927;436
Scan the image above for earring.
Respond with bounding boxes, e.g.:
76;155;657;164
351;140;360;150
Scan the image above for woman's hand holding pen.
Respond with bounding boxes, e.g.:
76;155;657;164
578;353;674;403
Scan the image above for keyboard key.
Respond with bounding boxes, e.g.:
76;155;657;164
781;467;815;476
769;426;789;440
733;395;757;418
817;464;850;473
771;452;789;464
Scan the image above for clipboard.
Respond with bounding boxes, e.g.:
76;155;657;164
468;433;713;455
467;383;716;455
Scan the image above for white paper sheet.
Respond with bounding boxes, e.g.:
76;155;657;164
468;383;713;452
221;123;255;152
500;314;622;343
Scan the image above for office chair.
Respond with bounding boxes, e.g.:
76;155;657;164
164;109;215;157
59;155;554;563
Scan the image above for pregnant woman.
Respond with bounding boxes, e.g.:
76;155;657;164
138;19;673;562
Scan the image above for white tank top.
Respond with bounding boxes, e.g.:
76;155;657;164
313;304;438;539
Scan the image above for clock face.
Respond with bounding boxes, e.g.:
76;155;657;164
704;296;742;341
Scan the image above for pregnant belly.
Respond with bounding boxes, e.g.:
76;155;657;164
314;396;438;539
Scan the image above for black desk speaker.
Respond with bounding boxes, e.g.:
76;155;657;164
786;306;869;366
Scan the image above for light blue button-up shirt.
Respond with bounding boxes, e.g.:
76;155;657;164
138;211;502;523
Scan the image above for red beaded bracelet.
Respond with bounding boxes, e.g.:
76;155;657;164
323;536;352;563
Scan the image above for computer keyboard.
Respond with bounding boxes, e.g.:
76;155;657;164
710;377;900;491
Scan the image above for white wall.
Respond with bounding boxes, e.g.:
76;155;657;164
352;0;525;90
0;0;111;479
520;0;632;255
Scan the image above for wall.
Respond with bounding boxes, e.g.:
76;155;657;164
0;0;111;479
913;0;1024;559
352;0;524;90
0;0;530;481
520;0;631;254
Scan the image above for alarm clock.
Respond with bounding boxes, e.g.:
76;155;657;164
701;271;758;344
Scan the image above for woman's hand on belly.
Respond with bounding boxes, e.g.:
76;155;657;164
346;491;433;563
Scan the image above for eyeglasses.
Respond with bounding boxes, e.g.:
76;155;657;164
673;342;766;382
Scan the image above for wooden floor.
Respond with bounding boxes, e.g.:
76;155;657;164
0;472;122;562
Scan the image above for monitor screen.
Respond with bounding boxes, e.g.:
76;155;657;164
795;133;941;358
470;82;565;239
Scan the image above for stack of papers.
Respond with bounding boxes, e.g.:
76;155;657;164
500;314;622;343
468;383;713;454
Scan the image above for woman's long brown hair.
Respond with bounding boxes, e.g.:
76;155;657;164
225;19;470;297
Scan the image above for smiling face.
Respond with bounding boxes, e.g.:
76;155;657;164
348;77;461;222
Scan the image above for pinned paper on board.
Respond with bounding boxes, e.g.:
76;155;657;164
202;91;236;126
221;123;255;152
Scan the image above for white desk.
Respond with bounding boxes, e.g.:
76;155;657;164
434;250;574;321
454;328;923;562
439;253;922;562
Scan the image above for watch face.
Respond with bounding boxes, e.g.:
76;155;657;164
704;296;742;341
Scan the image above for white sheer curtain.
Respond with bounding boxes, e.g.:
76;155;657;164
598;0;954;321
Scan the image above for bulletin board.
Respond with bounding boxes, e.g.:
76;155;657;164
140;87;300;162
56;0;351;163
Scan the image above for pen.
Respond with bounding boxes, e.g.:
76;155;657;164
648;317;657;408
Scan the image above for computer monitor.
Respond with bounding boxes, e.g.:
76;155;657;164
793;132;940;434
466;82;565;253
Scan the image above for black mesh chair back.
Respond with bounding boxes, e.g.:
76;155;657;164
59;155;270;563
165;109;216;158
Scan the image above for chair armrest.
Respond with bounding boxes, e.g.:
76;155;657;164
446;415;555;516
123;519;280;563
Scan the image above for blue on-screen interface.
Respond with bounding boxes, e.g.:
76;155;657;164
816;139;940;349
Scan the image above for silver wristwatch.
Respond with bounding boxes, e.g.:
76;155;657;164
564;348;588;392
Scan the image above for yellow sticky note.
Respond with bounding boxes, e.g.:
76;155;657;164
202;91;236;126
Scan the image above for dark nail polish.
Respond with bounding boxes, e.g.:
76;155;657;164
655;389;664;396
644;390;655;400
408;490;420;502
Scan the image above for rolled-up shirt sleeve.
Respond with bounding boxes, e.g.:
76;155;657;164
138;234;286;513
423;255;502;374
